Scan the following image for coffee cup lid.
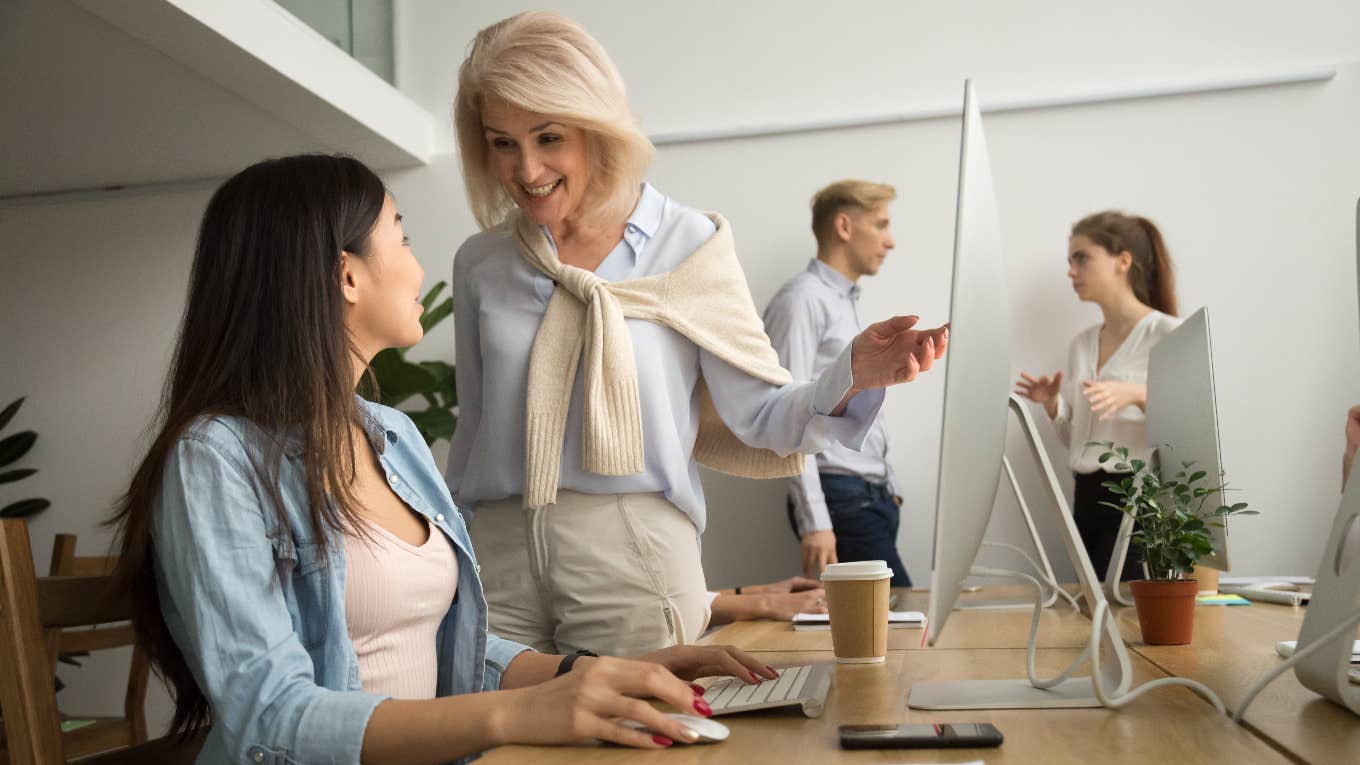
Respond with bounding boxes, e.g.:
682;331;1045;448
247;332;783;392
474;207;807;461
820;560;892;582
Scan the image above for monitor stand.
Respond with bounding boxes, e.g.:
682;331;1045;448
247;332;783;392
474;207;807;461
954;455;1062;610
910;395;1133;709
1293;475;1360;715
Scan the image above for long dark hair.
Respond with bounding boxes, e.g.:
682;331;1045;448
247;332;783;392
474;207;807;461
1072;210;1178;316
109;154;386;735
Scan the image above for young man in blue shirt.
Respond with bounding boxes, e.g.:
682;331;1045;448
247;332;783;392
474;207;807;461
763;180;911;585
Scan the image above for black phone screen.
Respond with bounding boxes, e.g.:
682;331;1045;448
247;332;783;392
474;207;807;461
839;723;1003;749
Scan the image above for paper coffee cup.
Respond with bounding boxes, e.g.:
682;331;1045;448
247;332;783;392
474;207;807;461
821;560;892;664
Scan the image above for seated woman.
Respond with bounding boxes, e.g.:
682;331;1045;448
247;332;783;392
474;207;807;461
110;155;774;763
708;577;827;626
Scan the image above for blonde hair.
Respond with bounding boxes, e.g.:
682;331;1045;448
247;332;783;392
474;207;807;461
454;11;653;231
810;180;897;247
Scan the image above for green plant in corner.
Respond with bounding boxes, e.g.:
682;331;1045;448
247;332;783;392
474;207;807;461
1089;440;1255;581
362;281;457;446
0;397;49;518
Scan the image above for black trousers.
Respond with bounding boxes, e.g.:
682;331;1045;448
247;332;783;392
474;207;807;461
1073;470;1143;581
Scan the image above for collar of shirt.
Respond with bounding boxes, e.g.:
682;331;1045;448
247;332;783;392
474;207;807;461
539;182;664;284
282;396;394;457
807;258;860;300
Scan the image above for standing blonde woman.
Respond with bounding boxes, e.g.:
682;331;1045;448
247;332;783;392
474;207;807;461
445;11;949;658
1016;211;1180;581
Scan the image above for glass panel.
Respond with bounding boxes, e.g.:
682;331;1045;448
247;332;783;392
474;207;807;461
275;0;393;84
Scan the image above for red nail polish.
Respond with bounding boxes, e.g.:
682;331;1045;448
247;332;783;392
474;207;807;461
765;665;778;675
689;682;705;695
652;734;673;747
694;698;713;717
747;671;760;683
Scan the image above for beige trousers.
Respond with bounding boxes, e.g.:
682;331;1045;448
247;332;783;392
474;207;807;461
469;491;711;657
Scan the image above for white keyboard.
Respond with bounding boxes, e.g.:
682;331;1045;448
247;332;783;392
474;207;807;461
702;664;832;717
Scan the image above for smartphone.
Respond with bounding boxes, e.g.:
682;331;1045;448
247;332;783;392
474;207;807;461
839;722;1003;749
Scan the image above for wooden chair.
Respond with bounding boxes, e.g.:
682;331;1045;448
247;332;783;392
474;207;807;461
0;520;197;763
44;533;149;751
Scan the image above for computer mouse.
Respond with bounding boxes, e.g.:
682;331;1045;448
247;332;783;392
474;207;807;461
618;713;730;744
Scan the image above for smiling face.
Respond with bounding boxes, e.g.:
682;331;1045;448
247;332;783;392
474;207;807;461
1066;234;1131;304
342;195;425;359
481;96;592;229
843;203;895;278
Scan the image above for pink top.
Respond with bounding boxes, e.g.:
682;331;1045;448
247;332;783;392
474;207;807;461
343;516;458;699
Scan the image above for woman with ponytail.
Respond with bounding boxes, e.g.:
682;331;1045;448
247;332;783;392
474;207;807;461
1015;211;1181;581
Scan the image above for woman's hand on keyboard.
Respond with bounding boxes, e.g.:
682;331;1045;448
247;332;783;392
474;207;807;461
495;656;709;748
635;644;780;684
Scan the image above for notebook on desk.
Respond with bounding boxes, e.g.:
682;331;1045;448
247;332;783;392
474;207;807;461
791;610;926;632
1276;640;1360;683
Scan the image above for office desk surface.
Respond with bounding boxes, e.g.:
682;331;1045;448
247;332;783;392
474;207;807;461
481;647;1288;764
1127;599;1359;765
483;588;1356;763
703;586;1094;652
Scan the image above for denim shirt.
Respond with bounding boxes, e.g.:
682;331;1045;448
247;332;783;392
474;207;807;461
152;399;532;764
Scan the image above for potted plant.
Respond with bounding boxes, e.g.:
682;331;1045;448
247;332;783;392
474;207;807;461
1;397;49;518
1090;441;1255;645
362;281;458;446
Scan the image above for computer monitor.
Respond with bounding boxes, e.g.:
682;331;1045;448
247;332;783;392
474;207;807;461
911;80;1132;709
923;78;1011;646
1146;307;1230;570
1099;307;1231;604
1291;196;1360;715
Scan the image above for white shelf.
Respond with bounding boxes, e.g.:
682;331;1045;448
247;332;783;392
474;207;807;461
3;0;436;199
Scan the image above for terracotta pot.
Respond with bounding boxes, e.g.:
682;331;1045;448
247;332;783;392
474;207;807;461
1129;579;1198;645
1192;565;1220;595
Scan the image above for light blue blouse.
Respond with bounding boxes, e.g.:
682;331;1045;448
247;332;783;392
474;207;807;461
444;184;883;532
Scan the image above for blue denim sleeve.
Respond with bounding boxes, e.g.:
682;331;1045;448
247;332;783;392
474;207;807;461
483;634;534;691
152;431;386;764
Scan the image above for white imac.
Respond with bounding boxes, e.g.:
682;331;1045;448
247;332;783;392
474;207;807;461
1096;306;1232;602
1291;196;1360;715
909;80;1132;709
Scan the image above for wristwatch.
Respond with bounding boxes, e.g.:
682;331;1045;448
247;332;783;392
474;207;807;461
555;649;599;677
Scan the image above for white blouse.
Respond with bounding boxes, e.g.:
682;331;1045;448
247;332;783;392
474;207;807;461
1051;311;1182;474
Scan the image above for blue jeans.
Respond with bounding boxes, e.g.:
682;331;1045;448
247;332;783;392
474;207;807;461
788;473;911;587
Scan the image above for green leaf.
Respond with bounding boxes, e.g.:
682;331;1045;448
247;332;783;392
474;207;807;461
0;498;50;518
405;408;456;446
420;297;454;333
0;468;37;484
1188;470;1207;485
420;281;448;312
1098;453;1111;464
1130;459;1146;474
368;352;440;407
0;398;23;432
417;361;455;398
0;431;37;469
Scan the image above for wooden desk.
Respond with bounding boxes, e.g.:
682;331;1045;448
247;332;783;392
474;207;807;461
482;648;1287;764
704;586;1093;652
1125;600;1360;765
483;590;1357;763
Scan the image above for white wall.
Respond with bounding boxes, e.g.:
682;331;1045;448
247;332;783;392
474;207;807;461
3;0;1358;735
394;0;1360;584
